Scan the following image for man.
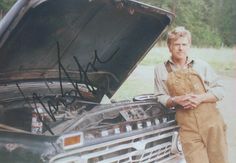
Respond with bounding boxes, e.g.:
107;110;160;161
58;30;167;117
154;26;228;163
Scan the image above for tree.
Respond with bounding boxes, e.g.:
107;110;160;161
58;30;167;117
0;0;234;47
214;0;236;46
0;0;16;18
139;0;235;47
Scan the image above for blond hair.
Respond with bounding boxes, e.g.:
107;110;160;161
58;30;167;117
167;26;191;48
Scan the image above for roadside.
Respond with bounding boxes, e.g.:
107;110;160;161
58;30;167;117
218;76;236;163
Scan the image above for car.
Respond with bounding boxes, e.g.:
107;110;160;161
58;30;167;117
0;0;182;162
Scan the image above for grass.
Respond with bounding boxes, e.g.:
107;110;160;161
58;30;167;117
141;47;236;76
111;47;236;100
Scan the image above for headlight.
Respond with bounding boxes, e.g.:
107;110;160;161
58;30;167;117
171;131;182;154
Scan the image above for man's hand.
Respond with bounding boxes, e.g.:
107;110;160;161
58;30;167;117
172;93;217;109
173;94;197;109
182;94;203;109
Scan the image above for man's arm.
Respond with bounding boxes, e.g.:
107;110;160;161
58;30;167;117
166;92;217;110
154;64;172;107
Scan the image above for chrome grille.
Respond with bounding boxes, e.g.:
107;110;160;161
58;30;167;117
50;125;179;163
96;142;172;163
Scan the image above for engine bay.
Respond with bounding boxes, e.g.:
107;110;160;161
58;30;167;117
0;91;173;136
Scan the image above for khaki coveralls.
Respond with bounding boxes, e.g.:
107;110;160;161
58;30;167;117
165;62;228;163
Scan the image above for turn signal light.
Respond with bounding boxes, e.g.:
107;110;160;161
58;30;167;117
58;132;84;150
64;135;81;146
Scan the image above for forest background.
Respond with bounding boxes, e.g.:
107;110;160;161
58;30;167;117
0;1;235;162
0;0;235;47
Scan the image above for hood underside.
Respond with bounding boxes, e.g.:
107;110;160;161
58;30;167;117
0;0;174;100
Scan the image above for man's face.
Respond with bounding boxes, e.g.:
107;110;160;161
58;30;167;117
169;36;190;61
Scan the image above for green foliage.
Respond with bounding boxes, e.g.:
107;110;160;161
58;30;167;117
0;0;234;47
215;0;236;46
190;24;222;47
0;0;16;14
139;0;235;47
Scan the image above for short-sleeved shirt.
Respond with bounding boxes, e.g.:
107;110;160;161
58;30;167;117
154;57;224;106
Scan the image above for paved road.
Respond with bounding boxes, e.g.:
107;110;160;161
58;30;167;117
218;76;236;163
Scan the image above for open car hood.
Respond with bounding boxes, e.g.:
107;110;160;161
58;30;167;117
0;0;174;101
